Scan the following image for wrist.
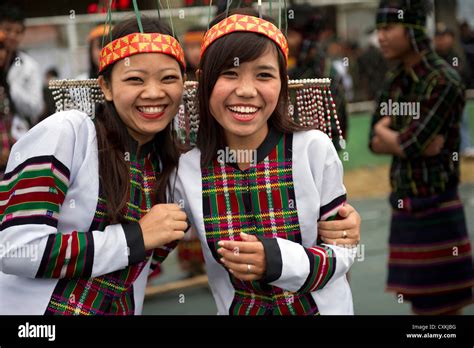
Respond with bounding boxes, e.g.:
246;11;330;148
256;236;282;283
123;222;147;263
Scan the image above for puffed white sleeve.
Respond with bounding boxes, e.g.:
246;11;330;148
0;111;146;279
259;132;356;293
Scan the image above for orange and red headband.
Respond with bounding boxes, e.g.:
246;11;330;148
99;32;186;73
201;14;289;62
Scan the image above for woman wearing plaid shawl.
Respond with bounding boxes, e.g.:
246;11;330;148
172;8;359;315
0;17;190;315
369;0;474;315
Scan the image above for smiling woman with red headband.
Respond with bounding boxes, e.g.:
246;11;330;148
0;17;189;315
173;9;360;315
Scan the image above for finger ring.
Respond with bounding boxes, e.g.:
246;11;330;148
342;230;347;239
247;264;251;274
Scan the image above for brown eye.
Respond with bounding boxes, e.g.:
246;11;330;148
125;77;143;82
221;70;237;77
163;75;179;81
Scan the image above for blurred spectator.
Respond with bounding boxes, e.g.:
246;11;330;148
0;5;44;140
182;26;205;81
459;21;474;88
288;7;348;150
435;22;474;159
460;21;473;43
87;0;131;14
435;23;470;80
286;26;303;71
38;67;59;123
45;67;59;82
77;24;112;79
216;0;253;14
0;31;14;176
344;41;363;101
327;39;354;101
357;28;389;101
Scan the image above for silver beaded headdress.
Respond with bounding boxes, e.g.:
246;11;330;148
50;0;343;147
49;77;343;147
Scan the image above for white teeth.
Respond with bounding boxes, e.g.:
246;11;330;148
228;106;259;114
138;106;165;113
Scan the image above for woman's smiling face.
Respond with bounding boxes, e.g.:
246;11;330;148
99;52;184;145
209;44;281;144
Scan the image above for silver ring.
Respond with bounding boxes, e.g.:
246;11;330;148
342;230;347;239
247;264;251;274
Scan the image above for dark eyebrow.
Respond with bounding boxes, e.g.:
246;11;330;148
255;65;278;72
123;69;146;74
124;67;179;74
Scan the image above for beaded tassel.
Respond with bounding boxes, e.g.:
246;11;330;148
182;81;199;146
327;86;343;144
50;79;104;118
49;78;343;145
322;86;332;140
316;87;325;132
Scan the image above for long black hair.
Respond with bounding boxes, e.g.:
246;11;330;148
88;37;100;79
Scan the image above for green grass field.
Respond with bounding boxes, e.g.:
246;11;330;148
341;100;474;171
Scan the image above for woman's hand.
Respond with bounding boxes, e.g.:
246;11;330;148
138;203;188;250
218;232;266;281
318;204;360;247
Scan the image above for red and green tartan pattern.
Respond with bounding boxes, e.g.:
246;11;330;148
0;156;100;280
37;231;94;278
43;154;161;315
201;133;321;315
45;264;142;315
230;289;320;315
369;50;465;197
202;134;300;244
0;156;69;227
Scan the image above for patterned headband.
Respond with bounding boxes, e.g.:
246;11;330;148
200;14;289;62
99;33;186;73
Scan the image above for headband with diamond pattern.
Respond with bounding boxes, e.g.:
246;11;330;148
200;14;289;62
99;33;186;73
